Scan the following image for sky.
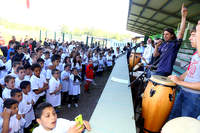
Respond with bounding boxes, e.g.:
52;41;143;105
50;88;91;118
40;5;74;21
0;0;140;36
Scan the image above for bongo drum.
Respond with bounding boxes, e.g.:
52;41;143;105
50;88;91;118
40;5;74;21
142;75;176;133
161;117;200;133
129;52;141;71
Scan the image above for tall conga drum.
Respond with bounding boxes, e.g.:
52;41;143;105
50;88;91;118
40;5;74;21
129;52;141;71
142;75;176;133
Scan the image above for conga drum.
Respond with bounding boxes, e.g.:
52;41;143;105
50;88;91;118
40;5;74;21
129;52;141;71
142;75;176;133
161;117;200;133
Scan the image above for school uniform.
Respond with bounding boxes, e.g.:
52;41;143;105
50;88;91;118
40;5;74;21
2;87;11;99
0;97;3;113
15;77;25;89
0;114;26;133
5;59;12;73
18;92;35;128
46;76;61;107
106;55;113;67
97;58;105;74
44;58;51;70
69;74;81;104
30;74;46;103
92;55;98;71
32;118;75;133
61;71;70;93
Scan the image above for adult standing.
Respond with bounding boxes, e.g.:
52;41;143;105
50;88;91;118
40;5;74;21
152;4;187;76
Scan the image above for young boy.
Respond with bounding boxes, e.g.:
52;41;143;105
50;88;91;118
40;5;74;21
37;58;47;78
43;51;51;70
2;75;15;100
46;54;61;81
12;45;25;63
20;81;35;130
96;54;105;76
15;66;26;89
168;21;200;119
9;61;21;78
30;63;48;106
69;68;81;108
29;52;38;65
84;59;94;93
0;98;25;133
46;69;62;108
5;51;15;74
61;64;71;104
33;102;91;133
24;63;32;80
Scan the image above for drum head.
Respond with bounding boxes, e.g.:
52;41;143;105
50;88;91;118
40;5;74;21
161;117;200;133
150;75;176;86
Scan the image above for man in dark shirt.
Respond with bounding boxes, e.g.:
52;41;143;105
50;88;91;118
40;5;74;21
152;4;188;76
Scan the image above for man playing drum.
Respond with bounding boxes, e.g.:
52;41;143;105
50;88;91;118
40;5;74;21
152;4;188;76
168;20;200;120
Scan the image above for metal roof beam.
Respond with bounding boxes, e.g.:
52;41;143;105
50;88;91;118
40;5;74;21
128;29;150;35
127;25;157;34
130;13;176;28
135;0;151;22
128;19;164;31
127;23;160;33
132;1;197;24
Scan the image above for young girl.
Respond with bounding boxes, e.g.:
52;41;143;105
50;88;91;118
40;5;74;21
61;64;71;104
46;69;62;108
84;59;94;93
68;68;81;108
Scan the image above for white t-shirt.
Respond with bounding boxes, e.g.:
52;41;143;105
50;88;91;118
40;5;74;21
2;87;11;100
0;98;3;113
18;92;35;128
46;77;61;107
69;74;81;95
32;118;75;133
15;77;25;89
0;114;26;133
61;71;70;92
30;75;46;102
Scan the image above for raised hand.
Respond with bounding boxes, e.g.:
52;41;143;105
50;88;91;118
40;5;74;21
181;3;188;18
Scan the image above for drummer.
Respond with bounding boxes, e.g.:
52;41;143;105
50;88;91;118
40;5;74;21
152;4;188;77
168;21;200;120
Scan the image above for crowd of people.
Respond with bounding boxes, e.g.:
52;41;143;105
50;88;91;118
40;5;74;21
0;35;123;132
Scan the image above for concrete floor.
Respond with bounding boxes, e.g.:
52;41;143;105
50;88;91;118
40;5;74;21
57;70;112;121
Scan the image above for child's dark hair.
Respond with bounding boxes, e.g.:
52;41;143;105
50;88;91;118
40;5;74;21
44;51;50;55
12;61;21;67
51;54;61;62
37;58;45;63
64;64;71;69
190;26;196;33
35;102;53;119
4;75;15;83
16;66;25;73
24;63;32;70
3;98;18;109
36;47;43;53
11;89;22;97
31;63;41;71
20;81;31;90
15;45;23;50
52;68;59;75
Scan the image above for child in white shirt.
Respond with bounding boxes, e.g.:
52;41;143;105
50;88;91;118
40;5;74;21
33;102;91;133
37;58;47;78
30;63;48;106
46;69;62;108
15;66;26;89
9;61;21;78
106;51;113;69
20;81;35;131
68;68;81;108
0;98;26;133
2;75;15;100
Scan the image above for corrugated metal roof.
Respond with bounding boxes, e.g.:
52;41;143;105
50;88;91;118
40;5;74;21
127;0;200;35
